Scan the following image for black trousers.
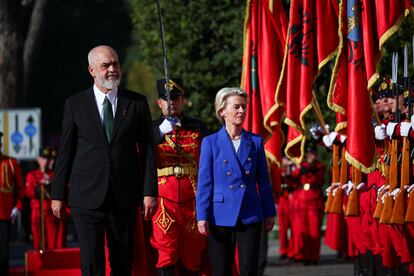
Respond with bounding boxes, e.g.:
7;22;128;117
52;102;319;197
71;198;137;276
257;224;268;276
208;221;262;276
0;220;10;276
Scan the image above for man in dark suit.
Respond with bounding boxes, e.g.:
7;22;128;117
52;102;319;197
51;45;158;276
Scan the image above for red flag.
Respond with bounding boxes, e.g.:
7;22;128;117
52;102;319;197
275;0;339;163
327;12;348;118
328;0;412;172
241;0;288;194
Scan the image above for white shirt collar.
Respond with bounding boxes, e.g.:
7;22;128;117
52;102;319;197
93;84;118;105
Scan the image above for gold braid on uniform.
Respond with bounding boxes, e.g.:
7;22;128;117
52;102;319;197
377;156;386;177
189;175;197;195
185;199;199;237
0;158;14;193
165;135;197;168
158;177;167;186
154;198;175;234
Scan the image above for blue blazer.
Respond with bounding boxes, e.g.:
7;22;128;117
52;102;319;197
196;127;276;227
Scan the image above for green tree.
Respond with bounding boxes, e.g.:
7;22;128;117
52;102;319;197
128;0;246;130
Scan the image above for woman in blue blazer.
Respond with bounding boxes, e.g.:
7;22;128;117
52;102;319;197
196;87;276;276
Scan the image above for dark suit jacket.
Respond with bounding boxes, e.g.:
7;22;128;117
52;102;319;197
51;87;157;209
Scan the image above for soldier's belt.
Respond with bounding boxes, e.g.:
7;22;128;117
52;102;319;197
0;186;14;193
157;166;197;177
302;183;319;191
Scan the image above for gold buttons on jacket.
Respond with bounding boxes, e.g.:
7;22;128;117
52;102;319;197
226;171;232;176
304;183;311;191
229;185;234;190
247;157;252;162
245;170;250;175
240;184;246;189
223;159;228;164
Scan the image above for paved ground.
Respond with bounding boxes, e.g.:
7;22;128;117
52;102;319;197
264;238;354;275
11;237;354;275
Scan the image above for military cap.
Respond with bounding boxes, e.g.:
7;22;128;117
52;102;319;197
378;77;392;98
305;142;317;153
49;146;58;160
371;90;380;102
157;78;185;100
39;147;50;158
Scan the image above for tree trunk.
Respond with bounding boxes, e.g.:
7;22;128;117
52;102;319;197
23;0;49;105
0;0;23;108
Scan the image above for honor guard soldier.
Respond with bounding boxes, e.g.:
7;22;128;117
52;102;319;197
25;147;63;249
150;78;209;275
0;131;24;275
292;143;325;264
278;157;299;260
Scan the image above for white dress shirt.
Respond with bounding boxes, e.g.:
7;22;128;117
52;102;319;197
93;84;118;124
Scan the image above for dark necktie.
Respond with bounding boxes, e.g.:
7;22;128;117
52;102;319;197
103;96;114;142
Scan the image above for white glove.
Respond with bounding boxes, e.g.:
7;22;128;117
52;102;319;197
377;184;388;194
400;122;411;137
310;127;320;140
390;188;400;200
356;182;366;191
329;132;338;143
310;124;330;140
322;134;333;148
386;122;398;138
326;183;339;193
374;124;387;140
376;185;389;202
345;180;354;195
159;118;176;135
341;181;353;196
10;207;19;223
339;135;347;144
332;186;340;196
407;184;414;197
381;192;389;203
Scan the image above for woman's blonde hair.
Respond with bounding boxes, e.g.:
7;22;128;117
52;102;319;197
214;87;249;124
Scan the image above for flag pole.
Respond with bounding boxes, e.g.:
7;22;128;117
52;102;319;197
311;96;328;134
155;0;171;117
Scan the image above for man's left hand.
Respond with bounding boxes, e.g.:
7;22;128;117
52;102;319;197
142;196;158;220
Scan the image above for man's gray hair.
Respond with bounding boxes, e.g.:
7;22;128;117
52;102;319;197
87;45;117;66
214;87;249;124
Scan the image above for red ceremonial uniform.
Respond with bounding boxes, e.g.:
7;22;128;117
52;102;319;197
25;169;66;249
0;155;24;219
379;123;411;268
0;154;24;275
324;212;347;254
150;116;207;272
293;159;325;262
278;162;299;258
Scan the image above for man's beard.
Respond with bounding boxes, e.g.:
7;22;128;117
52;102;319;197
97;75;121;90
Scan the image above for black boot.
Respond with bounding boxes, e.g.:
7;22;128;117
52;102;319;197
397;263;409;276
373;254;385;276
157;266;175;276
181;266;199;276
